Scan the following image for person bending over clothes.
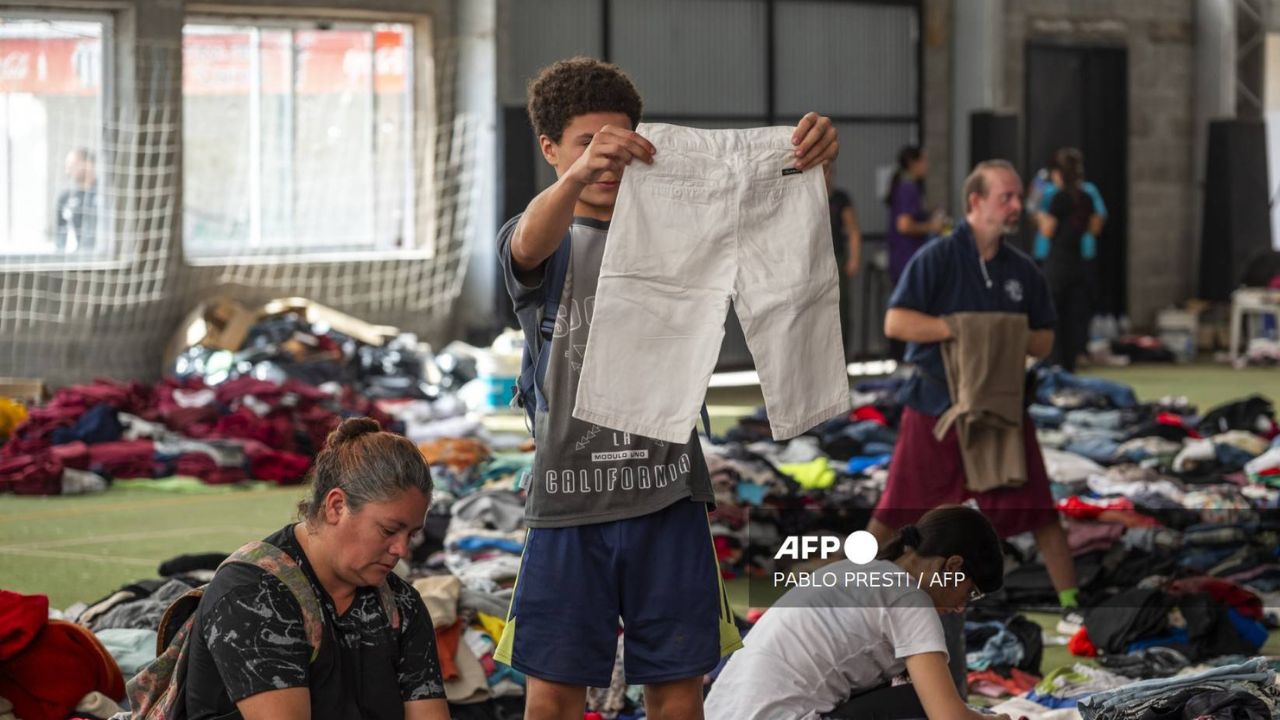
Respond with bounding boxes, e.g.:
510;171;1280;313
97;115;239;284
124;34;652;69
704;506;1012;720
184;417;450;720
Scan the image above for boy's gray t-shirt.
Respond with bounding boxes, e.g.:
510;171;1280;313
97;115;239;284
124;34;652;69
499;215;715;528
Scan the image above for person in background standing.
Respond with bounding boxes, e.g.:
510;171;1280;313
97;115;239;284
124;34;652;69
1038;148;1100;373
55;147;99;253
826;162;863;356
870;161;1082;687
1030;154;1108;347
885;146;943;362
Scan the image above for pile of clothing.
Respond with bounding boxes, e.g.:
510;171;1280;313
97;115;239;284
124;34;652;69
707;381;905;580
1077;658;1279;720
0;590;127;720
1031;376;1279;489
167;296;456;402
0;376;385;493
706;369;1278;717
962;610;1045;698
0;364;501;498
1066;584;1270;661
0;294;503;496
1008;382;1280;619
412;574;524;707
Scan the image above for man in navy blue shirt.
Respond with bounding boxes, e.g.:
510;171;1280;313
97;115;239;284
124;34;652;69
869;160;1080;613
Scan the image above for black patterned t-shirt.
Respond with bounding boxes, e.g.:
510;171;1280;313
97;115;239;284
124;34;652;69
185;525;445;719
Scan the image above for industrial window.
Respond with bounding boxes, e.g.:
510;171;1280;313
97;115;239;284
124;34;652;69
0;13;111;260
182;19;421;260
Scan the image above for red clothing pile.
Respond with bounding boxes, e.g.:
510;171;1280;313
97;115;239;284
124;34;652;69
0;591;125;720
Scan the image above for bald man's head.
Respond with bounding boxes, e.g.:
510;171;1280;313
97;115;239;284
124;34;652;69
963;160;1023;237
65;148;96;189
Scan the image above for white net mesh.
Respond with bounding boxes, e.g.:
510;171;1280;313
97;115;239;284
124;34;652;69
1;20;477;385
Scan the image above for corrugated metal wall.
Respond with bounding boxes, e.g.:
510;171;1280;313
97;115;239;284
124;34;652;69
775;2;918;117
502;0;602;107
613;0;769;116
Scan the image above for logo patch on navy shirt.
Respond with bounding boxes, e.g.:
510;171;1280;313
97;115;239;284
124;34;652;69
1005;279;1024;303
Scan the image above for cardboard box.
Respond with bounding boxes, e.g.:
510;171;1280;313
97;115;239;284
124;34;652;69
1157;308;1198;361
165;296;400;373
1182;299;1230;351
0;377;45;404
259;297;396;347
163;297;257;369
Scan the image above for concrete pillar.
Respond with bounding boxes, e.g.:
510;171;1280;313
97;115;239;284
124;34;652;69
951;0;1005;213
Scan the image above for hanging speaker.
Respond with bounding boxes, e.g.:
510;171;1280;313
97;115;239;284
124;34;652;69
1199;119;1273;300
970;111;1019;169
970;111;1028;252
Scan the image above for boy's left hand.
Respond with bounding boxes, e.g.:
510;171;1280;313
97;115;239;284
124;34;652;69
792;112;839;171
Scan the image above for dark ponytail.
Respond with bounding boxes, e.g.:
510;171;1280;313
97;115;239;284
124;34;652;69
886;145;924;208
298;417;433;522
1053;147;1085;199
875;505;1004;593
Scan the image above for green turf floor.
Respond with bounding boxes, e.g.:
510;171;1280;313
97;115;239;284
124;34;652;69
0;484;306;607
0;361;1276;666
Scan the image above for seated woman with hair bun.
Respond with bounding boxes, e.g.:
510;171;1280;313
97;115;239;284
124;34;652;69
705;506;1012;720
183;417;451;720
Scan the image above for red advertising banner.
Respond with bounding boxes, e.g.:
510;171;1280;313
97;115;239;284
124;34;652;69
0;38;101;95
0;28;406;96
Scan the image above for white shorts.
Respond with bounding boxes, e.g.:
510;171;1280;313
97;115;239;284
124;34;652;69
573;123;851;443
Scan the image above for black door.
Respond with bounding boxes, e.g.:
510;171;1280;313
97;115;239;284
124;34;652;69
1026;43;1128;317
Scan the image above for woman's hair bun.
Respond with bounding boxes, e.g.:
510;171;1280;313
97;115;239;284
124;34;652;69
330;417;382;445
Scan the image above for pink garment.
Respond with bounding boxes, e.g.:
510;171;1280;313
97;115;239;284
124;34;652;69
87;440;157;479
214;376;286;407
0;453;63;495
1065;520;1126;556
247;448;311;484
174;453;247;485
49;442;90;470
212;407;295;452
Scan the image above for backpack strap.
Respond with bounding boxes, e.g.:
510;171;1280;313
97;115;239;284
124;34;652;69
128;600;202;719
156;590;206;652
532;234;573;415
700;403;713;439
224;541;325;663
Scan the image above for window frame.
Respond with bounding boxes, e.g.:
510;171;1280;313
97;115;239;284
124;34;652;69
0;7;119;270
181;8;436;266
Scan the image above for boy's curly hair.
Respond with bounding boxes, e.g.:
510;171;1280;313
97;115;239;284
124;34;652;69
527;57;643;143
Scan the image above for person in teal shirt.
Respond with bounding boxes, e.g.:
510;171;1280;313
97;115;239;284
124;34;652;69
1030;162;1107;262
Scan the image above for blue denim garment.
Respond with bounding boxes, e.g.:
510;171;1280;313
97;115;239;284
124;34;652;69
1065;408;1125;431
1036;367;1137;409
1029;403;1066;428
1078;659;1274;718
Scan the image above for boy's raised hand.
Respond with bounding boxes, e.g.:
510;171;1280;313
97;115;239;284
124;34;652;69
564;125;656;188
792;112;839;171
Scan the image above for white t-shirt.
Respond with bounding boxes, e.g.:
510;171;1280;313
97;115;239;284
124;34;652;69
703;559;948;720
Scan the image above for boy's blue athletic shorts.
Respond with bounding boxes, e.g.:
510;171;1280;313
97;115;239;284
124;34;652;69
494;497;742;686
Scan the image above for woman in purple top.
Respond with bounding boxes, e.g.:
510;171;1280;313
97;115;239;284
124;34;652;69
886;146;941;283
885;146;942;361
